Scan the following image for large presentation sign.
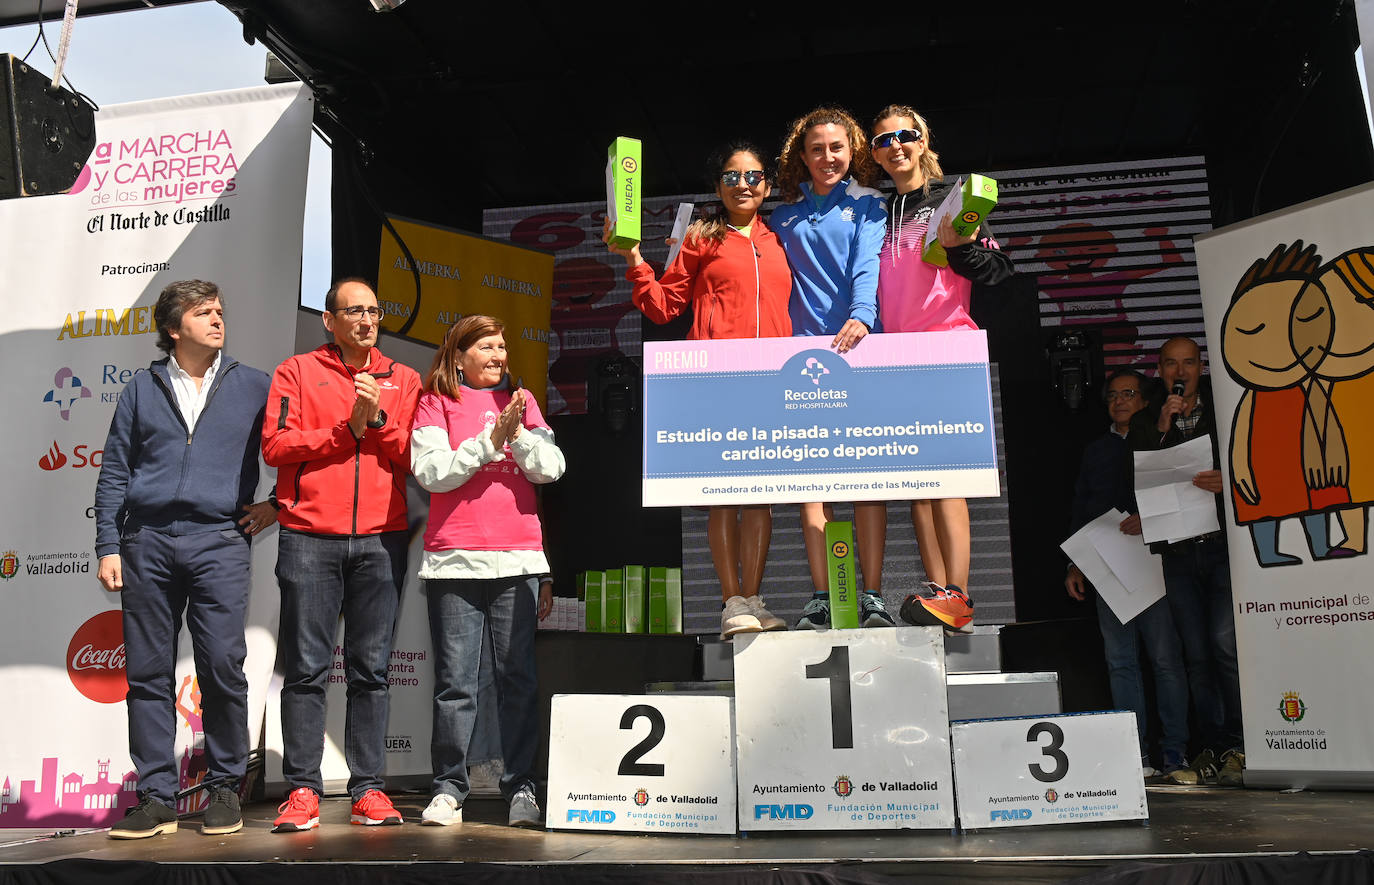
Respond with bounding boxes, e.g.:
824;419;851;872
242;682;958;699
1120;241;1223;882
642;331;998;507
1194;181;1374;789
0;85;311;827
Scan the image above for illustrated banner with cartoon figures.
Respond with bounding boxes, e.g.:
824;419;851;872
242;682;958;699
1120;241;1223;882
1195;181;1374;788
0;85;312;826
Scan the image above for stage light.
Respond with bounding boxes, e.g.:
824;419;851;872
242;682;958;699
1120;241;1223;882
589;352;640;436
1047;330;1094;412
0;54;95;200
366;0;407;11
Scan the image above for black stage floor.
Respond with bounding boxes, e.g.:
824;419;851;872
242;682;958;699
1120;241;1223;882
2;786;1372;885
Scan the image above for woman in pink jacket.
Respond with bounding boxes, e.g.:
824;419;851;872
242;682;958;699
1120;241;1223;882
411;315;565;829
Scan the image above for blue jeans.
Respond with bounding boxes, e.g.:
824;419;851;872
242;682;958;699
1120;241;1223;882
1161;535;1243;754
427;575;539;803
276;528;407;799
1095;593;1189;763
120;527;251;805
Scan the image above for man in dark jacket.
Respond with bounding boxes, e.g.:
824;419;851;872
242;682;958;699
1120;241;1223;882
1129;336;1244;786
1066;368;1188;777
95;280;275;838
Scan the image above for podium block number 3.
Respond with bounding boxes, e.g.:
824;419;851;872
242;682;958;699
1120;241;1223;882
1026;721;1068;782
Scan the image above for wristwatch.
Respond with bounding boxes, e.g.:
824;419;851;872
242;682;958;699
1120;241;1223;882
366;409;388;429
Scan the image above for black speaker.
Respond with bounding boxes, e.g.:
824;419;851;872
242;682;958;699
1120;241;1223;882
0;54;96;199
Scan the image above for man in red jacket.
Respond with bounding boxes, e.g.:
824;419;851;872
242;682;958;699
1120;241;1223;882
262;278;421;831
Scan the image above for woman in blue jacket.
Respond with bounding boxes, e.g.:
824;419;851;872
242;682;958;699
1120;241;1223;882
773;106;891;629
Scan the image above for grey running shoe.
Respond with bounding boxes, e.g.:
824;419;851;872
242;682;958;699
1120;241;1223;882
795;595;831;630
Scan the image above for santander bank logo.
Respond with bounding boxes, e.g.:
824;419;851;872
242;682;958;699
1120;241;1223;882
39;442;67;470
38;441;103;471
67;610;128;704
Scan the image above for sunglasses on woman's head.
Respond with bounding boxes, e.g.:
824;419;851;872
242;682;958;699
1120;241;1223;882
870;128;923;150
720;170;766;187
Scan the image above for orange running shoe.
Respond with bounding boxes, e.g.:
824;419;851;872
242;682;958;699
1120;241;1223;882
899;582;974;631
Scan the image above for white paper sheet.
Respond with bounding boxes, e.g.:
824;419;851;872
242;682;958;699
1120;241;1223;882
664;202;694;269
1062;509;1167;623
1132;436;1221;543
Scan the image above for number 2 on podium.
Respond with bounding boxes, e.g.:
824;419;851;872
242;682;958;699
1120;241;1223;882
618;704;666;776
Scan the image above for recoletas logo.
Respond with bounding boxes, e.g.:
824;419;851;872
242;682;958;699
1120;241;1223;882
43;367;92;420
800;357;830;386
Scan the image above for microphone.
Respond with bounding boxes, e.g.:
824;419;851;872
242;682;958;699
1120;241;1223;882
1169;379;1186;431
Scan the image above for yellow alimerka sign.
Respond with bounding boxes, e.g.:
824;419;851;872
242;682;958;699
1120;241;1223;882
376;215;554;410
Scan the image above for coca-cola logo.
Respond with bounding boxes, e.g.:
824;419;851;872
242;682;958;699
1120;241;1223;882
66;609;127;704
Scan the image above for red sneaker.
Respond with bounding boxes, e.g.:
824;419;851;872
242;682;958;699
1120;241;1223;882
350;789;403;826
272;787;320;833
900;582;974;631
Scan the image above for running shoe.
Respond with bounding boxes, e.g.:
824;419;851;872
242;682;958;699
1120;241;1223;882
795;595;831;630
899;582;974;631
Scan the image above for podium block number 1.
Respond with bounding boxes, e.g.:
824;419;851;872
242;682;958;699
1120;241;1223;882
734;629;956;831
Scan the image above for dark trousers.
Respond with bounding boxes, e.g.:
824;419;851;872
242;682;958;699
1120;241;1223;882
427;575;539;803
120;527;251;805
1162;535;1243;754
276;528;408;799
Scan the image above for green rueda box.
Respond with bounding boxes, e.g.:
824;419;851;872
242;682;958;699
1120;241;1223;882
623;565;647;633
923;174;999;267
605;135;642;249
826;521;861;630
583;570;604;633
603;568;625;633
648;567;683;634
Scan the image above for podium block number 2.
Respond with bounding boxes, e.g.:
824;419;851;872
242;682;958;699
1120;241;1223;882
618;704;666;777
547;694;738;834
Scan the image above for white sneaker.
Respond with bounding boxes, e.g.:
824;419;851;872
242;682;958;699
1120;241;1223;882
721;595;762;638
745;595;787;631
421;793;461;826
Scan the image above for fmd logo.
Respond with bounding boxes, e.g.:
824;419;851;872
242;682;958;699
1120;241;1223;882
566;809;615;823
991;808;1032;821
754;803;813;820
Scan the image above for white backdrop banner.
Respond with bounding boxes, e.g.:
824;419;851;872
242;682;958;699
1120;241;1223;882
0;84;312;827
1194;181;1374;788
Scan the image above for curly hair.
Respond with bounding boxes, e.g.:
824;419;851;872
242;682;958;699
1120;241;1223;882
776;106;877;202
871;104;944;194
689;141;772;247
425;314;506;399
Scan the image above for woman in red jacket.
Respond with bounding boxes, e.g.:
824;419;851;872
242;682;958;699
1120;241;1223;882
604;142;793;639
